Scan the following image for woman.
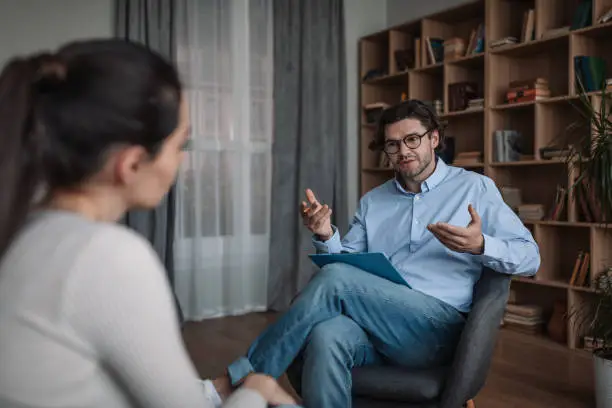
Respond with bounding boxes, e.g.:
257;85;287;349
0;39;296;408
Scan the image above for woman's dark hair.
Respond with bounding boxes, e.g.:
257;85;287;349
0;38;182;257
368;99;447;152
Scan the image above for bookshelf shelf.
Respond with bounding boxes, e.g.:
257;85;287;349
491;101;536;110
441;107;484;118
489;33;569;57
358;0;612;352
489;159;565;167
364;72;409;86
446;52;485;67
413;62;444;73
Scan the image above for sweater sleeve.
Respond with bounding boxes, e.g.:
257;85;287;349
64;225;267;408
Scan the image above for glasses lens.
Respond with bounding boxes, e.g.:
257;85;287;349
404;135;421;149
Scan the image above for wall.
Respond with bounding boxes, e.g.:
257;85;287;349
344;0;388;223
0;0;114;67
386;0;473;27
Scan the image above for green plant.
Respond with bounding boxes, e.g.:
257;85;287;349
570;270;612;359
563;74;612;223
564;74;612;358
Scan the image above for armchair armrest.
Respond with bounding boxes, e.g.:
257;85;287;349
438;268;511;408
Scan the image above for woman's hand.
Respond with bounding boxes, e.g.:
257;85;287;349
243;374;297;405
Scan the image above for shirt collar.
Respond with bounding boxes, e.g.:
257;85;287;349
393;156;449;195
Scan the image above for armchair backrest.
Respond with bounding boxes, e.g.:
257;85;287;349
438;268;511;408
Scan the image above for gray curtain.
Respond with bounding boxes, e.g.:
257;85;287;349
115;0;182;323
267;0;347;311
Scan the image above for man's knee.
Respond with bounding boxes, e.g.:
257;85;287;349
312;262;362;289
305;317;365;359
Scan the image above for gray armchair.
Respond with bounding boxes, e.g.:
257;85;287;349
287;268;511;407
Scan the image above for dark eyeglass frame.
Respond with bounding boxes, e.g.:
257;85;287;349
383;129;431;154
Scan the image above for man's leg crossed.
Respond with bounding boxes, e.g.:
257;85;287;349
227;263;466;386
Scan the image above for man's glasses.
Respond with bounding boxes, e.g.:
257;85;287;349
383;130;430;154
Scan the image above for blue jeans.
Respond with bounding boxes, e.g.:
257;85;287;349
227;263;466;407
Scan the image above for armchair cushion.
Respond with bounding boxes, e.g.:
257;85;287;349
352;365;448;402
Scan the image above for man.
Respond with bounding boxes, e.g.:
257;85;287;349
215;99;540;407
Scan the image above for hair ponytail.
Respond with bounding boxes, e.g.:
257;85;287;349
0;39;182;259
0;57;46;258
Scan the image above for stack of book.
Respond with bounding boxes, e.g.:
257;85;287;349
489;36;517;49
466;97;484;110
503;303;545;334
443;37;466;61
505;78;550;103
518;204;545;221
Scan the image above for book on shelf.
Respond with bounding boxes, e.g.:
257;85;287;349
493;129;522;162
571;0;592;30
598;7;612;24
576;178;606;223
448;82;479;112
425;37;444;65
574;55;606;93
393;49;414;72
548;185;567;221
520;9;535;42
414;37;421;69
539;146;570;160
569;250;590;287
464;23;485;55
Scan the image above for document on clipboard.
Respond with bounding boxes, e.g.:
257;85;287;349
309;252;411;288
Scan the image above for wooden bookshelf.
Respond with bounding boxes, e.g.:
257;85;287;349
358;0;612;352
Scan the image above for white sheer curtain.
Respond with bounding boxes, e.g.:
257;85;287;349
173;0;273;320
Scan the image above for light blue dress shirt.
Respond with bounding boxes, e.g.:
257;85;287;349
312;158;540;312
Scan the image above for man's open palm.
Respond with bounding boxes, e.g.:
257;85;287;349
427;204;485;255
300;189;333;240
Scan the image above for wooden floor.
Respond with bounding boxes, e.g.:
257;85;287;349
182;312;595;407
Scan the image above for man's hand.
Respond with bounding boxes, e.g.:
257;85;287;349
300;188;333;241
427;204;485;255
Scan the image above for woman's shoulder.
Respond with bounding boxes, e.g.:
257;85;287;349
12;210;163;279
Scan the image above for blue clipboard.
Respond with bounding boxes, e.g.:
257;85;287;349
309;252;411;288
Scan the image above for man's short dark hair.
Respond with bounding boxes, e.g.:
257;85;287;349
368;99;447;152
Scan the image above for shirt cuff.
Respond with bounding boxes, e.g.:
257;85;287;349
480;233;507;263
312;225;343;253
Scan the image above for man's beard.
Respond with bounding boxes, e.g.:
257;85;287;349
397;150;432;180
